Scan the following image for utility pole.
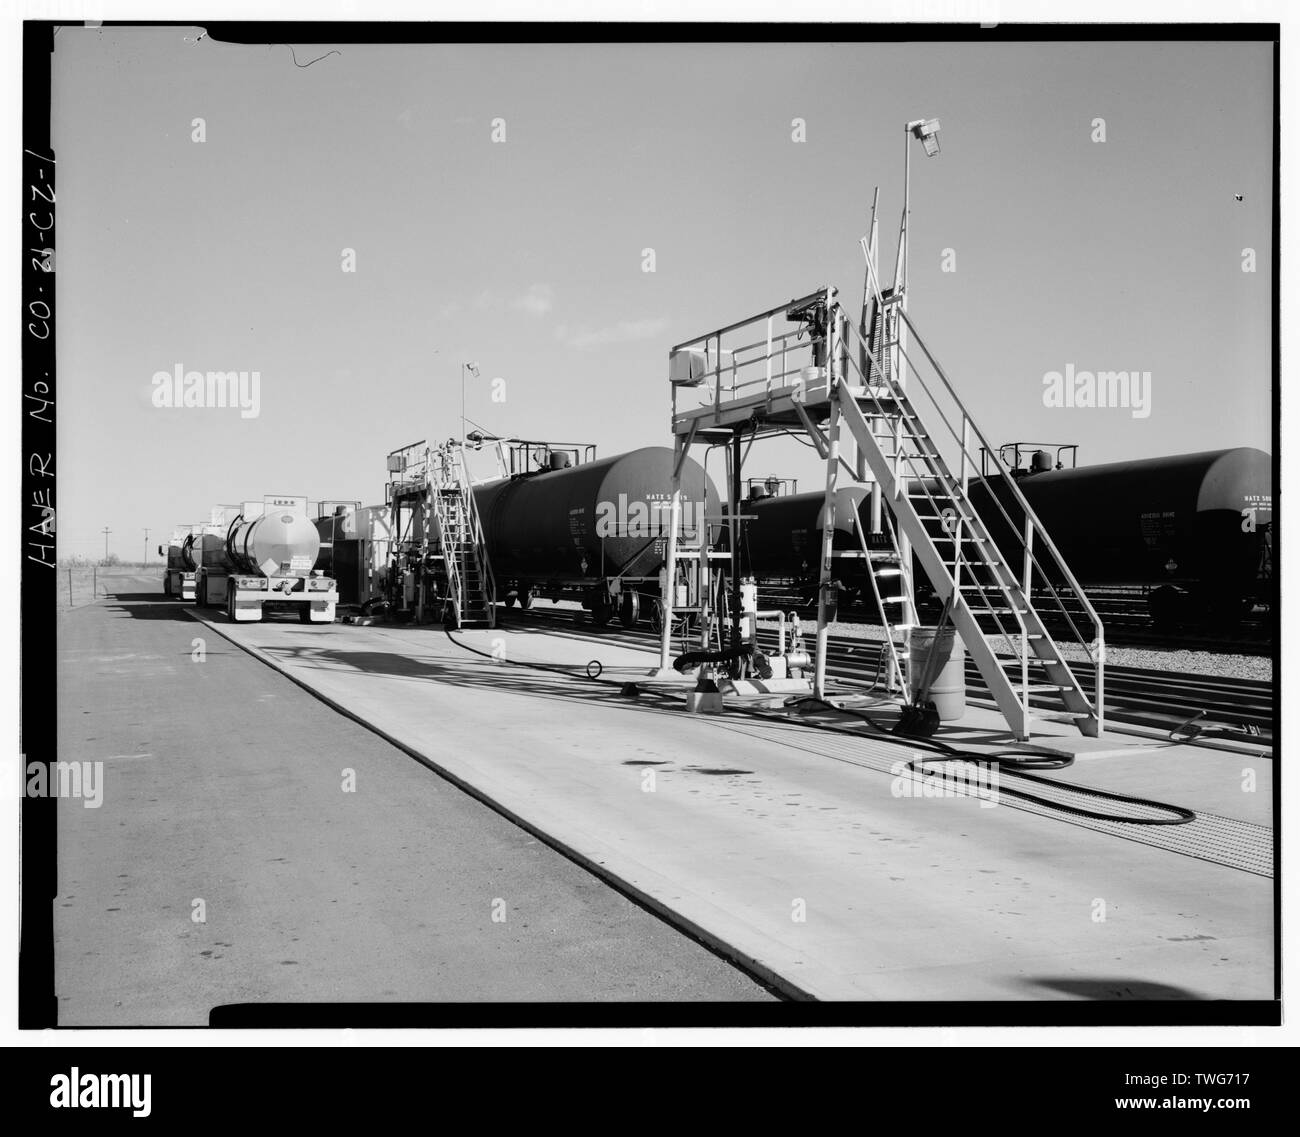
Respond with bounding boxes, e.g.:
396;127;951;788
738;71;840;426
101;526;111;563
143;528;150;566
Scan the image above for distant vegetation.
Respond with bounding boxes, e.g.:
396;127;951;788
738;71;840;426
56;557;152;569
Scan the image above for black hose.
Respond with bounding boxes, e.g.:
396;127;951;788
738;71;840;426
442;632;1195;826
780;696;1195;826
673;643;753;673
1168;709;1265;745
446;629;620;687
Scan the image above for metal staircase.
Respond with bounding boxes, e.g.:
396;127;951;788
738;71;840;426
833;300;1104;739
429;445;496;629
660;278;1104;741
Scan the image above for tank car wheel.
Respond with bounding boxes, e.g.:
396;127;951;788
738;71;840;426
650;600;664;634
591;600;614;627
504;592;517;608
619;591;640;627
521;590;535;610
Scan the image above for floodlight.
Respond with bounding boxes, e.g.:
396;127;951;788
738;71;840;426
909;118;941;157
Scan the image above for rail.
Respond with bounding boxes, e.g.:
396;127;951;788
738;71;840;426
669;287;835;421
837;303;1105;724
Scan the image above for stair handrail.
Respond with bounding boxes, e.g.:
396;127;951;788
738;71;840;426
839;306;1104;731
839;300;1101;650
835;322;1102;732
836;320;1030;657
893;306;1105;667
836;305;1104;723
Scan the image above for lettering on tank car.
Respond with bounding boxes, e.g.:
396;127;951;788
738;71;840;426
1242;494;1272;531
1139;511;1176;548
594;495;706;538
568;506;588;543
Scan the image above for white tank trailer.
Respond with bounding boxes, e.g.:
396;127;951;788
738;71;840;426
195;495;338;623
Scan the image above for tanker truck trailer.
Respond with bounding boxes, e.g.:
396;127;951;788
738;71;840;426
195;494;338;623
160;505;239;600
160;526;203;600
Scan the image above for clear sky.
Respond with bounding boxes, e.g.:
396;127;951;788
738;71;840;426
51;29;1273;560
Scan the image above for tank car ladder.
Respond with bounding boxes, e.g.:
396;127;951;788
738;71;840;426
430;445;496;629
830;303;1104;740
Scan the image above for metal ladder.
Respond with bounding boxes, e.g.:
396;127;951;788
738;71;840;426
832;305;1104;740
852;502;915;699
429;445;496;628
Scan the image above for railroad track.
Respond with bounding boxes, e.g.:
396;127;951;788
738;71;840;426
757;591;1273;657
496;604;1275;742
827;642;1273;739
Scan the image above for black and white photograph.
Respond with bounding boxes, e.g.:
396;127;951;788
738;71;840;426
10;0;1295;1078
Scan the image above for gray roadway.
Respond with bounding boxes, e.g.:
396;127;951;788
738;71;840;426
54;574;772;1023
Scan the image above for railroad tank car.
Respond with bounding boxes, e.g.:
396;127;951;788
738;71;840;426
742;446;1272;624
963;447;1272;621
740;487;868;580
472;446;721;624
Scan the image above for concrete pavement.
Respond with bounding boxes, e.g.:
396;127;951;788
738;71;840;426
192;604;1274;1002
54;575;774;1024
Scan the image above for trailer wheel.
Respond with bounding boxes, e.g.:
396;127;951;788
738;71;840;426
521;590;535;610
504;592;517;608
197;578;207;608
227;593;236;621
163;575;171;598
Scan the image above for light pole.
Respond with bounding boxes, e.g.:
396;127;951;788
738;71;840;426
101;526;111;564
461;361;480;452
143;528;150;566
894;117;941;668
898;117;941;317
